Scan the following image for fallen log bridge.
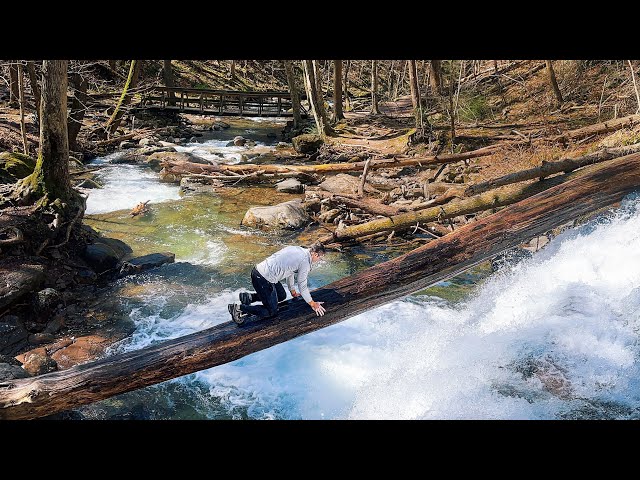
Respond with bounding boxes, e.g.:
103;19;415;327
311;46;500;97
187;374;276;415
2;152;640;420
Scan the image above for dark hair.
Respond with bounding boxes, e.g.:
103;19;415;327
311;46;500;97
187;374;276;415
309;242;326;255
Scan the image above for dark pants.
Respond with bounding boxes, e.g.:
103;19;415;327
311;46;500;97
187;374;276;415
239;267;287;318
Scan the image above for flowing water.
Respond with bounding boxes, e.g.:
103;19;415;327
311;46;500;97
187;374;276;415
77;117;640;419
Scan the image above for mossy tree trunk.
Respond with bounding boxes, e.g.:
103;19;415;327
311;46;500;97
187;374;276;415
284;60;302;129
19;60;71;203
26;61;41;116
333;60;344;122
371;60;380;115
105;60;141;137
545;60;563;106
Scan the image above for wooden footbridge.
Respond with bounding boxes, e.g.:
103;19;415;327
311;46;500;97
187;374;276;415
135;87;305;117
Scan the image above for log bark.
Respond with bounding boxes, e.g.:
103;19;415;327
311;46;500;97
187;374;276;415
465;143;640;196
3;152;640;420
320;152;638;244
553;114;640;143
161;146;495;177
311;190;401;217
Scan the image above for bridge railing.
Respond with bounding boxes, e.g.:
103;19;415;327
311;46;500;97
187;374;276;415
138;87;303;117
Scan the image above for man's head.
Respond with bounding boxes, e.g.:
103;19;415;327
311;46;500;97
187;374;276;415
309;242;326;264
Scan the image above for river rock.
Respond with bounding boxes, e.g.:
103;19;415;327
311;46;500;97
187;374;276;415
76;178;102;189
22;348;58;376
51;335;112;369
28;332;55;345
43;315;66;335
0;262;45;310
275;178;305;194
0;315;29;357
0;152;35;183
82;237;132;274
241;199;311;230
75;267;98;285
0;363;30;381
119;141;136;150
139;137;153;147
159;141;177;148
119;252;175;277
319;173;378;195
233;136;247;146
180;177;221;196
34;288;62;314
292;134;323;154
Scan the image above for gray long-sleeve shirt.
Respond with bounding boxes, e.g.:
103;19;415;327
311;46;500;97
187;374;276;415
256;246;314;303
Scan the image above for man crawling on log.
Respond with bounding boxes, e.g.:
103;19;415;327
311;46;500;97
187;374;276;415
228;243;327;325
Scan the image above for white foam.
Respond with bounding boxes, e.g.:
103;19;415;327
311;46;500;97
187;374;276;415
120;194;640;419
83;164;181;215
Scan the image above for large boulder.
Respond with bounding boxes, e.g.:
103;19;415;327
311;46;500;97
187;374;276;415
0;315;29;357
0;152;35;184
82;237;132;273
0;363;30;381
319;173;378;195
241;199;311;230
146;151;215;171
33;288;62;314
275;178;305;194
119;252;175;277
0;262;45;310
292;134;323;154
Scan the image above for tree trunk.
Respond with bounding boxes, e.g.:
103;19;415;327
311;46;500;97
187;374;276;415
312;60;332;130
408;60;420;113
26;61;41;115
465;142;640;196
161;146;495;177
162;60;176;107
545;60;564;106
333;60;344;122
627;60;640;114
429;60;442;95
9;62;19;106
19;60;70;203
302;60;333;137
3;152;640;420
108;60;116;70
343;60;351;111
105;60;141;137
17;64;28;155
371;60;380;115
67;72;89;152
321;152;627;244
283;60;302;129
230;60;236;80
553;113;640;143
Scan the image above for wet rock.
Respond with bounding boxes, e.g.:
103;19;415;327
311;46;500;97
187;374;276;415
119;141;136;150
292;134;323;154
179;177;221;196
146;151;214;171
75;267;98;285
214;121;230;129
22;348;58;376
0;363;30;381
0;315;29;357
119;252;175;277
51;335;112;369
0;353;21;366
267;132;277;139
319;173;377;195
275;178;305;194
189;136;198;143
28;333;55;345
43;315;66;335
491;247;534;273
233;136;247;146
158;140;177;148
276;142;289;149
138;137;153;147
82;237;132;273
34;288;62;314
76;178;103;189
0;262;45;310
241;199;311;230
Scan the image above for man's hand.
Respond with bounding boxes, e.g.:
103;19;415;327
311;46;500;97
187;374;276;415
309;301;326;316
291;289;301;298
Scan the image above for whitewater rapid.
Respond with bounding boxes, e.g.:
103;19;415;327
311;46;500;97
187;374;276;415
112;194;640;419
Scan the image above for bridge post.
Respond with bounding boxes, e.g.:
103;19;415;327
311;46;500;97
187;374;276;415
277;96;282;115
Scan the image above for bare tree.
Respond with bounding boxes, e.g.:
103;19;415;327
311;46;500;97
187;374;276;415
333;60;344;122
230;60;236;80
302;60;333;137
284;60;302;129
371;60;381;115
17;63;28;154
9;62;19;106
162;60;176;106
429;60;443;95
408;60;421;116
68;72;89;152
105;60;141;137
627;60;640;113
18;60;71;203
26;61;41;116
312;60;332;128
545;60;564;106
343;60;351;111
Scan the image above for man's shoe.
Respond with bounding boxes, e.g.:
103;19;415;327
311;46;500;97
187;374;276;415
239;292;252;305
228;303;245;325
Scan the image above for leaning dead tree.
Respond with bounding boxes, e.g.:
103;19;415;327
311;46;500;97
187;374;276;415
2;152;640;420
